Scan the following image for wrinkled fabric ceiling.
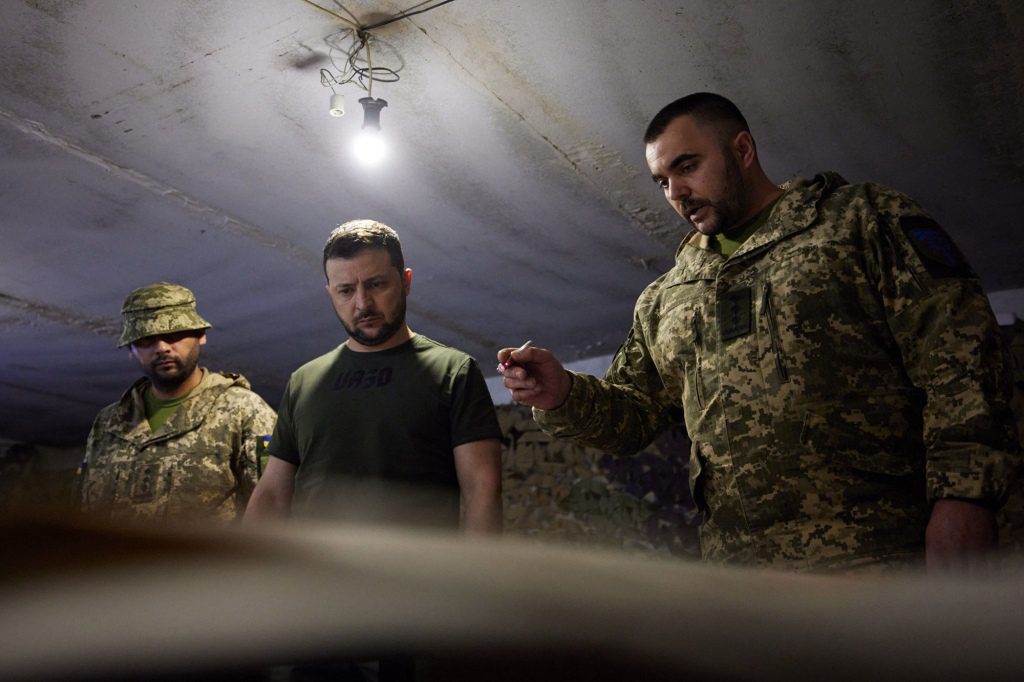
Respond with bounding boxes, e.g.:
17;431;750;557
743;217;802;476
2;0;1023;445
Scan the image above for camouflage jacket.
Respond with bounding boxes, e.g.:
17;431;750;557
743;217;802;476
536;172;1019;570
81;369;276;524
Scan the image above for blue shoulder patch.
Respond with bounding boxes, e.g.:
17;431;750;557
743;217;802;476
899;215;972;278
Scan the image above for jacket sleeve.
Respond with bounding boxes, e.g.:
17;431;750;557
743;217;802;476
864;188;1019;505
533;319;682;456
234;394;278;502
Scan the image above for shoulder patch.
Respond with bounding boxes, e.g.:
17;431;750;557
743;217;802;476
899;215;972;278
257;435;271;476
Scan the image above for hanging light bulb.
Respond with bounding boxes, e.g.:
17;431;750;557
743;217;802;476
358;96;387;130
353;96;389;165
352;131;386;165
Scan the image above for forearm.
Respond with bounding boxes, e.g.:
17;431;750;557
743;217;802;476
462;487;503;534
242;485;291;524
534;371;673;456
454;440;503;534
242;457;296;525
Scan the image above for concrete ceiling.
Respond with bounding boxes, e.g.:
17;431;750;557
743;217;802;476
2;0;1023;446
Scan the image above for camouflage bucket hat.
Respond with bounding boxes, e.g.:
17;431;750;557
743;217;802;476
118;282;213;347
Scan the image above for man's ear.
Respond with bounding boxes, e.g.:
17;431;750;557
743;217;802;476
403;267;413;295
198;331;208;347
731;130;757;169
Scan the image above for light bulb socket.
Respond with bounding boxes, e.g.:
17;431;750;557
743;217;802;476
329;93;345;117
359;97;388;130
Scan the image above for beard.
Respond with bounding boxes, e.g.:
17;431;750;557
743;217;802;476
342;295;407;347
145;345;201;392
681;148;749;236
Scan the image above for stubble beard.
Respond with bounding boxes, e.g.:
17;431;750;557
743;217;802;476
683;147;749;236
342;295;407;347
146;347;201;393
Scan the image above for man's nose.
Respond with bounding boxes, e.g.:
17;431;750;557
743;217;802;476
668;177;690;202
353;286;370;310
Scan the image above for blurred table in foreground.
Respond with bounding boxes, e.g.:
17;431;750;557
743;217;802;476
2;518;1023;681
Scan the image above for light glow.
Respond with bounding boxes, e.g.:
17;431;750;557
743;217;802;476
352;131;387;166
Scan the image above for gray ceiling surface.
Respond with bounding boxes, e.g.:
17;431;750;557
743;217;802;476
2;0;1023;446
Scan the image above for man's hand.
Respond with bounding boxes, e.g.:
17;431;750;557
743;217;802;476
497;344;572;411
925;498;997;574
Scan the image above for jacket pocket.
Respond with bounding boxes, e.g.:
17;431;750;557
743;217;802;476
651;291;705;411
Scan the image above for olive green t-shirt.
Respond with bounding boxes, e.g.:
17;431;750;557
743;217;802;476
267;334;502;526
142;386;194;432
715;195;782;258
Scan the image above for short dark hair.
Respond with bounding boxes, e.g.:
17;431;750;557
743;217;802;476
323;219;405;278
643;92;750;145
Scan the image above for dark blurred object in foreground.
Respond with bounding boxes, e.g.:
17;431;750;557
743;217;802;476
2;516;1024;681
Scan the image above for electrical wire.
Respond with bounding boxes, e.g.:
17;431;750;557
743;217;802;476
319;29;399;95
319;28;359;91
362;0;457;31
298;0;359;29
304;0;455;96
365;35;374;98
301;0;455;33
330;0;361;26
325;28;363;81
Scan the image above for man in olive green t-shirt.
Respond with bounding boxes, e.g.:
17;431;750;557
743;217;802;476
244;220;503;533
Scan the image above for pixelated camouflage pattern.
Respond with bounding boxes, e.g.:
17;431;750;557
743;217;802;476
118;282;212;347
997;321;1024;552
81;369;276;524
536;172;1019;571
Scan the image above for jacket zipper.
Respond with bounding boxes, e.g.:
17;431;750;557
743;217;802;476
760;282;789;381
691;310;706;409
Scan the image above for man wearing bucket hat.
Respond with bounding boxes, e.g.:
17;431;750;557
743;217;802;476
80;282;276;524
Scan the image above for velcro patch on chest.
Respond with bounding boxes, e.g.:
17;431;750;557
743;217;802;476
719;287;752;341
130;463;161;502
900;215;971;278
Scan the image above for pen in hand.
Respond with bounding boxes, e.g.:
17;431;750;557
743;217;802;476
497;340;533;374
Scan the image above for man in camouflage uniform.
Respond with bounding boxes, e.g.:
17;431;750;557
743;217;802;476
500;93;1018;572
80;283;276;524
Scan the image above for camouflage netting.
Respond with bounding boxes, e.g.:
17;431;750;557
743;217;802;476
497;404;700;558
